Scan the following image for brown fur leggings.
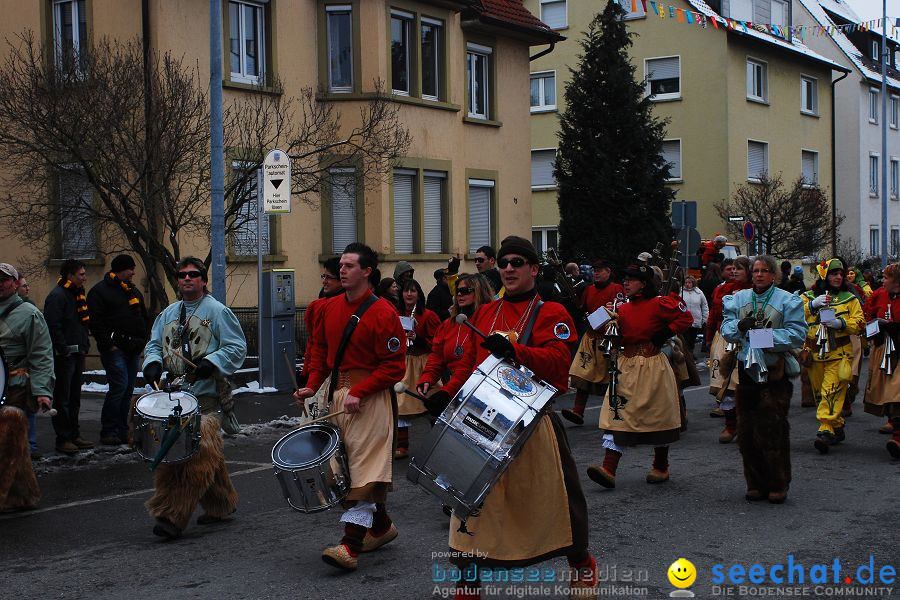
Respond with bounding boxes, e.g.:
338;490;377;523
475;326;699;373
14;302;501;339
0;406;40;511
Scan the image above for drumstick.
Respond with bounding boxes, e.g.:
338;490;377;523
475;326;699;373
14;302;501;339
394;382;428;403
454;314;489;341
171;350;197;369
283;352;299;389
303;409;346;426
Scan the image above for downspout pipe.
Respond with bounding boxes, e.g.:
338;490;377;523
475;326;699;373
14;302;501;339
831;68;849;256
530;41;556;62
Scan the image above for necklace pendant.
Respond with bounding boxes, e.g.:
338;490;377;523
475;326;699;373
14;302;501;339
454;345;464;357
755;308;765;327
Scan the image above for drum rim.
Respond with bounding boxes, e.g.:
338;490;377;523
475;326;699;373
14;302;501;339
271;423;340;469
135;390;199;417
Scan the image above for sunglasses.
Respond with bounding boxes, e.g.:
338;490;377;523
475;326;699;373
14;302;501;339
177;270;203;280
321;274;338;281
456;286;474;295
473;257;486;264
497;257;527;269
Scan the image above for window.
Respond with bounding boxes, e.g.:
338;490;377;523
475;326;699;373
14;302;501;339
326;5;353;92
540;0;566;29
617;0;646;18
52;0;87;72
421;18;442;100
869;88;879;123
230;163;271;256
468;179;494;253
662;140;682;181
531;149;556;189
801;76;818;115
892;158;899;199
730;0;753;21
393;169;415;253
466;43;491;119
801;150;818;187
390;10;412;96
748;141;768;182
57;168;96;259
229;1;265;85
532;227;558;255
392;168;446;254
892;228;900;258
646;57;680;100
747;59;768;103
530;72;556;112
330;169;357;254
870;227;880;256
770;0;788;27
872;40;880;62
422;171;446;253
891;95;898;129
870;154;880;196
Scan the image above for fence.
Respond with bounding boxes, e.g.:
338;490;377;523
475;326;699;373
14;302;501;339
231;307;309;358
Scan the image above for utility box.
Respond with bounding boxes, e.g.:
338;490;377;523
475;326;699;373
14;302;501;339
260;269;295;391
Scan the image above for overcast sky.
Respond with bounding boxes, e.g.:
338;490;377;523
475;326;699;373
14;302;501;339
843;0;900;22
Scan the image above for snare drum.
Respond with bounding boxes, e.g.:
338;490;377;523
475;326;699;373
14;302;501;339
272;423;350;513
407;355;557;522
133;391;202;464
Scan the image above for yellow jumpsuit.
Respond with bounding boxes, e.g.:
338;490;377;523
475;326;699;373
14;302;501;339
802;291;864;434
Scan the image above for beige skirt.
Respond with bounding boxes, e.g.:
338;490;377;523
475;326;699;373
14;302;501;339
851;335;862;377
449;415;573;562
708;331;738;396
600;353;681;434
398;353;431;417
569;332;609;386
863;342;900;417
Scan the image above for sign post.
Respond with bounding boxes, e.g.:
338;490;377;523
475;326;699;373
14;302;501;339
260;149;291;376
742;220;756;256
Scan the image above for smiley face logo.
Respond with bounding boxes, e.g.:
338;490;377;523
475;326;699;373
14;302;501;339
668;558;697;589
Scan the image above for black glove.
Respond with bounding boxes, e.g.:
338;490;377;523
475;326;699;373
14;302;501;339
143;362;162;386
424;390;451;418
447;256;461;275
193;359;217;380
737;316;756;332
481;333;515;359
650;328;673;348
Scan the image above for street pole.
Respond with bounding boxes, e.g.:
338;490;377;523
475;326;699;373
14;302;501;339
881;0;888;269
209;0;227;302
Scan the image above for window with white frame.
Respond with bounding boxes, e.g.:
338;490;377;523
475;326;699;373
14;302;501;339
747;59;768;102
468;179;493;253
872;40;880;62
870;154;880;196
891;95;898;128
540;0;567;29
532;227;558;255
390;10;413;96
229;1;266;85
530;72;556;111
57;168;96;259
770;0;788;27
801;76;818;115
330;169;357;254
466;43;491;119
661;139;682;181
892;228;900;258
748;141;768;182
52;0;87;72
421;18;442;100
892;158;899;199
646;57;680;101
531;149;556;189
870;227;880;256
230;163;271;256
326;5;353;92
393;169;416;253
801;150;818;187
870;88;879;123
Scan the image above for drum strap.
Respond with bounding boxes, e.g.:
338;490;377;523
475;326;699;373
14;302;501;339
326;294;379;408
518;300;543;347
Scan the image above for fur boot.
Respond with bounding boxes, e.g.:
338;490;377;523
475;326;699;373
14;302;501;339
0;406;40;512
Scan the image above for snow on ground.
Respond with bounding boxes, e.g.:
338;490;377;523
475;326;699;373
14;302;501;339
82;380;277;396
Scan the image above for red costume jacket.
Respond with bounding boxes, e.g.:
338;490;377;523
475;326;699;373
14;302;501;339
864;287;900;322
617;295;693;344
418;318;472;387
706;280;752;341
305;290;407;399
300;296;328;380
581;281;625;313
403;307;441;355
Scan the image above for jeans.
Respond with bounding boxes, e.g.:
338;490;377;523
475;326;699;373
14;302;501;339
100;349;140;439
27;411;37;451
52;352;85;443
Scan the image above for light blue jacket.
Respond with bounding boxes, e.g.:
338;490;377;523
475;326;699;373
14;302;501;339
721;285;806;367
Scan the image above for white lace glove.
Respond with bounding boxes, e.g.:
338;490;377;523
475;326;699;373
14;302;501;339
810;294;829;310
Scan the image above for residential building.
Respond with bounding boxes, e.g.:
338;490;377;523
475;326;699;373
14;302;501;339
0;0;559;307
796;0;900;261
525;0;845;254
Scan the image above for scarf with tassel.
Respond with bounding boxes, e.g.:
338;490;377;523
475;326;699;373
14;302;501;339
57;277;90;325
105;271;142;314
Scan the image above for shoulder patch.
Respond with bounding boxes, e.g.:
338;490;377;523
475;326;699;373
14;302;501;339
387;336;402;352
553;322;571;340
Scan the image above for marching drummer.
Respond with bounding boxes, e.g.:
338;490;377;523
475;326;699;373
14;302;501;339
430;236;598;600
141;257;247;540
293;243;406;572
586;262;692;489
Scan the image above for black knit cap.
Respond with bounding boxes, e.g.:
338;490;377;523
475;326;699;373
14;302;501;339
110;254;136;272
622;263;652;282
497;235;539;264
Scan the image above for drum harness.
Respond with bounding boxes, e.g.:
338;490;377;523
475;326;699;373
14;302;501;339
323;294;379;417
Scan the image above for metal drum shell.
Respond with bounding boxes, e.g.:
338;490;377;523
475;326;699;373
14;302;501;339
133;391;202;464
271;423;350;513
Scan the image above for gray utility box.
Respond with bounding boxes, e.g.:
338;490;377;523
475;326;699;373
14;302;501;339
260;269;295;391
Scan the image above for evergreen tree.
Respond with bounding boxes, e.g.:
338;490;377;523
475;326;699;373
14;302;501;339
555;1;674;267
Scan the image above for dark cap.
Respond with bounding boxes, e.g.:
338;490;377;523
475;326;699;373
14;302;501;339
622;263;652;282
497;235;539;264
111;254;136;273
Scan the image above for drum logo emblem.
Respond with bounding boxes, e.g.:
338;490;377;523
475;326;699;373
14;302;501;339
387;337;402;352
498;366;536;397
554;322;571;340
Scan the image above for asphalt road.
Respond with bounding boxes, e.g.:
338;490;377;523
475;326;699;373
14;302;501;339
2;360;897;600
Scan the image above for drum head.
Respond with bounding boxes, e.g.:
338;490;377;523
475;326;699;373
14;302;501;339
272;425;338;468
136;391;199;417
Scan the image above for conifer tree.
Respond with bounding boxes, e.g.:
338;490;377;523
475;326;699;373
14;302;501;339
555;1;674;266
